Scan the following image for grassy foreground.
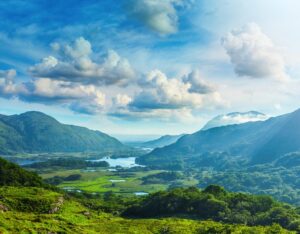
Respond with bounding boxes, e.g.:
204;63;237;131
0;187;294;234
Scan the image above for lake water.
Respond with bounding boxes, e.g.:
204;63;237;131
134;192;149;196
13;159;44;166
109;179;126;183
89;156;143;168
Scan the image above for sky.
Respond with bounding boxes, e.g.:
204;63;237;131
1;0;300;140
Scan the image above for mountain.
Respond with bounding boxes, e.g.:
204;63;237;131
0;111;129;154
202;111;268;130
140;109;300;166
130;134;185;149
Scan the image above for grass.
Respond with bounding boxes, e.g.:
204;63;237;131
0;211;294;233
39;169;171;195
0;187;295;233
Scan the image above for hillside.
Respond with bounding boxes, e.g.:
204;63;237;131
0;157;298;233
0;157;45;187
0;111;129;154
0;186;297;233
131;134;185;149
139;108;300;166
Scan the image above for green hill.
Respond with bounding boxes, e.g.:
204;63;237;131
0;186;297;233
0;158;298;233
0;157;45;187
0;111;129;154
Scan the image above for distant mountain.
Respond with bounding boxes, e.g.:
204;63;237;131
0;111;129;154
130;134;185;149
202;111;268;130
140;109;300;166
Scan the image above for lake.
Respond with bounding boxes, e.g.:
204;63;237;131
88;156;143;168
134;192;149;196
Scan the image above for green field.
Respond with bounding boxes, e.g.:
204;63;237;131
39;168;196;195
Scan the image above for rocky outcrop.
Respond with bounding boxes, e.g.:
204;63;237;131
48;197;64;214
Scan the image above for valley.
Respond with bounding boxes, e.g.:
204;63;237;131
2;2;300;232
1;110;300;233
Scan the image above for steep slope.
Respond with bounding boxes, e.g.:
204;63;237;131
143;109;300;165
0;111;128;154
202;111;268;130
0;157;45;187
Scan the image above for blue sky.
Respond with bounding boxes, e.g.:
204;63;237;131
1;0;300;140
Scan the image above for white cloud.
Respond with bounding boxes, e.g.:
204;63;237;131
108;69;224;120
0;69;105;115
29;37;136;86
132;69;203;110
126;0;187;35
23;79;106;114
112;94;132;107
183;69;216;94
0;69;24;98
222;23;288;81
202;111;269;130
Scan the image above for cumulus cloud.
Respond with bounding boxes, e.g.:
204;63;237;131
183;70;216;94
132;69;204;110
222;23;288;81
126;0;188;35
112;94;132;107
0;69;105;115
0;69;25;98
21;78;106;114
108;69;223;120
29;37;136;86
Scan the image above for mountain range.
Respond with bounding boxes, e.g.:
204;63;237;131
0;111;128;154
128;134;185;149
141;108;300;166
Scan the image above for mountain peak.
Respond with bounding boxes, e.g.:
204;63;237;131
202;111;268;131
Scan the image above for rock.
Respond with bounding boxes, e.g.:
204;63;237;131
48;197;64;214
82;211;91;217
0;203;9;212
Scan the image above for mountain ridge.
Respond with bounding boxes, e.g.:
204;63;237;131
142;108;300;165
0;111;129;154
129;134;185;149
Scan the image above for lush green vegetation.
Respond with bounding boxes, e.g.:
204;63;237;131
124;185;300;232
0;157;45;187
196;164;300;206
137;150;300;206
26;157;109;169
142;171;183;184
0;157;299;233
0;186;296;233
41;168;169;194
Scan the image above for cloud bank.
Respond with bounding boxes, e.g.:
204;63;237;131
0;37;223;120
110;69;224;120
30;37;136;86
222;23;288;81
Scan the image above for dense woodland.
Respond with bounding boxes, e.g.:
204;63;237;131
26;158;109;169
